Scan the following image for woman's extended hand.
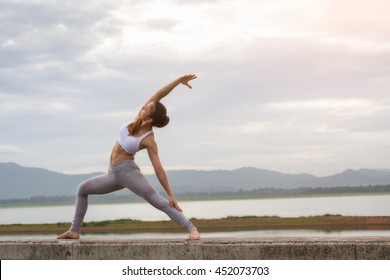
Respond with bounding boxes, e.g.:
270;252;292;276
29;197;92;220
168;196;183;212
180;74;197;89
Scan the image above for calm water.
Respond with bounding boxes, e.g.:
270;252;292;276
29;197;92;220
1;195;389;225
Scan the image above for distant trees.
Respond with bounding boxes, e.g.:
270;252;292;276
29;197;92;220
1;185;389;206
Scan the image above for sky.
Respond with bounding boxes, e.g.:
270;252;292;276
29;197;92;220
1;0;390;176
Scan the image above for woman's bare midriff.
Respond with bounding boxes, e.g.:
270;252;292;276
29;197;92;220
110;140;135;163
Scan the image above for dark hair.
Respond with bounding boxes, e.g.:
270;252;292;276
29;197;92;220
151;101;170;128
127;101;169;135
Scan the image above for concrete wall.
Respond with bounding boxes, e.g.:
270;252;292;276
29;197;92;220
1;237;390;260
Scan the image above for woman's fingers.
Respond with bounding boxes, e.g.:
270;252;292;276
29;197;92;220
181;74;197;89
169;199;183;212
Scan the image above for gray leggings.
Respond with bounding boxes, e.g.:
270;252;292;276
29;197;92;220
70;160;196;232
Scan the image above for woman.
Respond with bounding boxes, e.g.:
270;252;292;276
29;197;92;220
57;74;200;241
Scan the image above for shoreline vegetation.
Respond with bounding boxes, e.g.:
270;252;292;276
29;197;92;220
1;215;390;236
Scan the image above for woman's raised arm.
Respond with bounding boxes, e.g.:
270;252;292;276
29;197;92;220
144;74;197;105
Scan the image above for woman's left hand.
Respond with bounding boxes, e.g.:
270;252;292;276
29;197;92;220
180;74;197;89
168;196;183;212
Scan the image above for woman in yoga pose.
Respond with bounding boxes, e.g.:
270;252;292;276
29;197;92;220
57;74;200;240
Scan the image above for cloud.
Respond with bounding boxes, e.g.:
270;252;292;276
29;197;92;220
1;0;390;176
0;145;26;155
266;98;389;118
0;1;111;65
314;0;390;46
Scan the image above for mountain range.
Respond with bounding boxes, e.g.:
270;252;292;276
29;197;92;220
1;162;390;199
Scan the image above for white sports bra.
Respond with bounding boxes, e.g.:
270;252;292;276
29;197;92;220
118;122;153;154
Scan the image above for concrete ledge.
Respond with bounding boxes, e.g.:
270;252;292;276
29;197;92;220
1;237;390;260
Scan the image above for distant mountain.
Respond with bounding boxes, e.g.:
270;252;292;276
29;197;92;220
161;167;390;192
1;162;390;199
0;162;104;199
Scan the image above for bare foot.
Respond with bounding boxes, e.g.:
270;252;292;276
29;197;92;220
56;230;80;239
186;229;200;241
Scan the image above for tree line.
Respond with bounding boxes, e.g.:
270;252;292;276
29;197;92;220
1;184;389;206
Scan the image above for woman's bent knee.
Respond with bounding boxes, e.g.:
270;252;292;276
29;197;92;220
76;180;92;196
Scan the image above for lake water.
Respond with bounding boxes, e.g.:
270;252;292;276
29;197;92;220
1;195;389;225
1;195;389;239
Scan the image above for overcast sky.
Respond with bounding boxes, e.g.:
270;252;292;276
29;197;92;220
1;0;389;176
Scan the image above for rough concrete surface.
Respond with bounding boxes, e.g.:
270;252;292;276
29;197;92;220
1;237;390;260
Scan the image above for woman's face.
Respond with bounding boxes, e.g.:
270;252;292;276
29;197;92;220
139;102;155;121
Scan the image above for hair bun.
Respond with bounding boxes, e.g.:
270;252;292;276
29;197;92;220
152;102;170;128
162;116;170;127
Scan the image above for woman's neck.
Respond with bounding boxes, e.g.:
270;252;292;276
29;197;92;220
140;121;152;131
